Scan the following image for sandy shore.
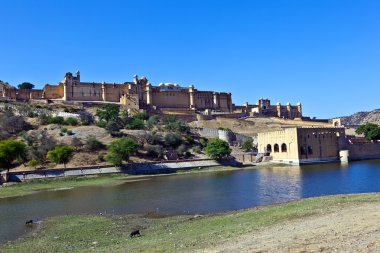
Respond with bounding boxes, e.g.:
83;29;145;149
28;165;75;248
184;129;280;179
207;201;380;253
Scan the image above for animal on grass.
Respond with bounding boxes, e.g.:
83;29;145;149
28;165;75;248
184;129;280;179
25;220;34;225
130;229;141;238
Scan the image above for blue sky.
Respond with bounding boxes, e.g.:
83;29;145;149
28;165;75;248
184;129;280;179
0;0;379;118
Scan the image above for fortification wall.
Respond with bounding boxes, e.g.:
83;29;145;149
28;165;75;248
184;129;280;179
43;83;64;99
151;90;190;108
218;93;231;112
348;143;380;160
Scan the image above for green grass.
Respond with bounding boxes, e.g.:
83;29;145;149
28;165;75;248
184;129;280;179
0;174;131;199
3;193;380;253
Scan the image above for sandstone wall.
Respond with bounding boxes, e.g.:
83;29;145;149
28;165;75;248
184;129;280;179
151;90;190;108
348;143;380;160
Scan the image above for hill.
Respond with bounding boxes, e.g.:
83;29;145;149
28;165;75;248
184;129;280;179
340;109;380;125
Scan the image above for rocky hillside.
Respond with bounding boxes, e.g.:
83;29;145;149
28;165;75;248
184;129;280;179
340;109;380;125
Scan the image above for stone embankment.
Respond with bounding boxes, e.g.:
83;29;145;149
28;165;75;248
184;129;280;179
4;159;240;182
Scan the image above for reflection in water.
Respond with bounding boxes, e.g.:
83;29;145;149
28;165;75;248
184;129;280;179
1;159;380;243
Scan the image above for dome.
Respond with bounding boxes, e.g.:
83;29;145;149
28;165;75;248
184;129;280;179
276;102;281;106
286;102;291;106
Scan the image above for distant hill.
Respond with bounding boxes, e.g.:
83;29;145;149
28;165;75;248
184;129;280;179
340;109;380;125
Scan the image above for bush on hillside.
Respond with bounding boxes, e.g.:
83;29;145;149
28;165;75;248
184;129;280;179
204;139;231;160
106;137;138;166
125;118;145;130
164;133;182;148
85;136;105;151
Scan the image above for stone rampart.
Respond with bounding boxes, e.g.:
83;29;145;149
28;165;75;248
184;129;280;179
5;159;239;182
348;143;380;160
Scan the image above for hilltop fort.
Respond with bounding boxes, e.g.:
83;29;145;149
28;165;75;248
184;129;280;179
0;71;302;119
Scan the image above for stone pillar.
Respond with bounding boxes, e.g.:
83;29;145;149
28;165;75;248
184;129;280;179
189;85;195;109
63;83;67;101
286;102;291;119
339;150;350;163
297;102;302;117
213;92;220;109
102;82;106;101
276;102;281;117
227;93;233;112
146;83;152;105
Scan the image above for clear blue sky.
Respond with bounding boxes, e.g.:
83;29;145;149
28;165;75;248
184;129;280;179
0;0;379;118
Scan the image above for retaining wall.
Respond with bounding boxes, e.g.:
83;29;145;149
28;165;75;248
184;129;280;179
6;159;240;182
348;143;380;160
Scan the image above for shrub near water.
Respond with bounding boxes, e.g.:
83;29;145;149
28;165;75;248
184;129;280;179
47;146;74;168
204;139;231;159
106;138;138;166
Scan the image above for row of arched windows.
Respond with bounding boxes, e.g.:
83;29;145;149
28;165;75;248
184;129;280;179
266;143;287;153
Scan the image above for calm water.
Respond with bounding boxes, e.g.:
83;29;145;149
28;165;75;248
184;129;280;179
1;159;380;243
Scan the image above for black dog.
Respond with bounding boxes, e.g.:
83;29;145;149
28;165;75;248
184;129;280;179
25;220;34;225
130;229;141;238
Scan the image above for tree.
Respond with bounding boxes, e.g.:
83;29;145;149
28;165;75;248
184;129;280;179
133;112;149;120
164;133;182;148
95;104;120;123
204;139;231;159
0;140;27;172
242;139;254;152
17;82;35;89
163;115;189;133
22;130;56;164
47;146;74;168
356;123;380;141
106;138;138;166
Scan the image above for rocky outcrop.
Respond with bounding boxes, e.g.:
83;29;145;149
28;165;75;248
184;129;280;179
340;109;380;125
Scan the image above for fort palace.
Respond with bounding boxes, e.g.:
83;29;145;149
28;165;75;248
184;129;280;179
0;71;302;119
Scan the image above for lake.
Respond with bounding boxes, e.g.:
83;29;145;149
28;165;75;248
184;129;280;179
1;159;380;243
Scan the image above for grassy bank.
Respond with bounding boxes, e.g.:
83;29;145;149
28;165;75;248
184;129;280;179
0;174;132;199
0;166;254;199
3;193;380;252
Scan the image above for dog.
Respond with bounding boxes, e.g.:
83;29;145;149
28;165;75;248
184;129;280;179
130;229;141;238
25;220;34;225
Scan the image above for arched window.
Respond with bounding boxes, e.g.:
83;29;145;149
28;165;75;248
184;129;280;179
308;146;313;155
266;144;272;153
281;143;287;152
274;144;279;152
300;146;306;155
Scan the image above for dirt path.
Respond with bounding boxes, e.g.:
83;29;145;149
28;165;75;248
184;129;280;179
204;202;380;253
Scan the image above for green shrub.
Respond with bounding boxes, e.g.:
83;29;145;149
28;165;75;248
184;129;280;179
0;139;27;172
204;139;231;159
64;117;78;126
97;120;107;128
95;104;120;123
133;112;149;120
106;137;138;166
242;139;254;152
85;136;105;151
164;133;182;148
48;116;64;125
60;128;68;133
67;130;74;136
125;118;145;130
28;159;41;169
47;146;74;168
146;145;164;158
